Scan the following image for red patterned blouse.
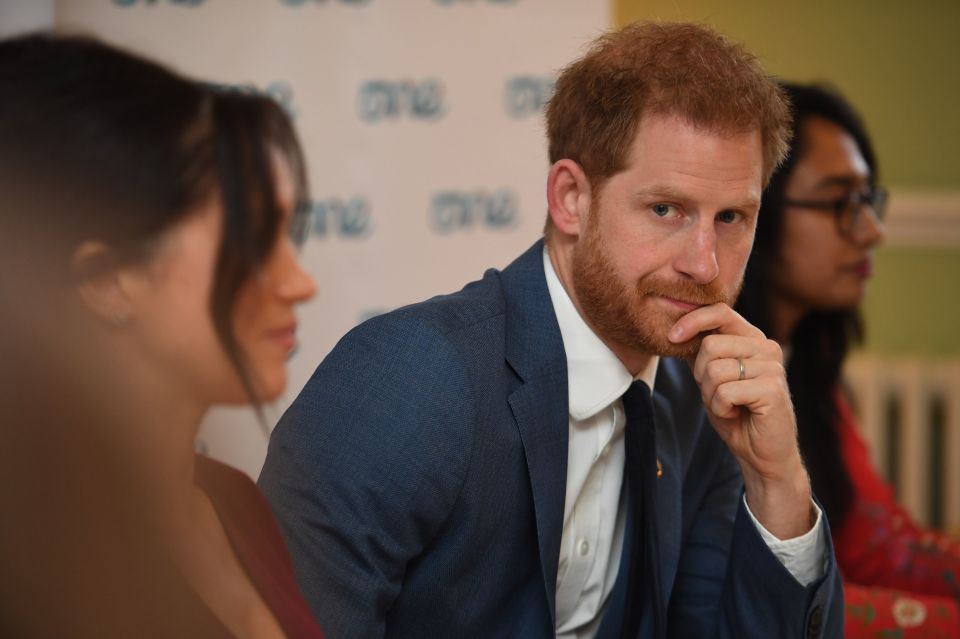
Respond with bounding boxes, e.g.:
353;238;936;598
833;392;960;637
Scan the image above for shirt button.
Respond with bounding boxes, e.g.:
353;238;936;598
578;539;590;556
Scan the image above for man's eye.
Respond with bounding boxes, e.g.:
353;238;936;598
717;210;739;224
652;203;678;218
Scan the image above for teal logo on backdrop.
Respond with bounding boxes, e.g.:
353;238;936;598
309;196;373;239
430;189;518;234
114;0;205;6
358;80;446;123
504;75;554;118
203;80;297;120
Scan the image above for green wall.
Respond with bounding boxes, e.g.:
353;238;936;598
865;249;960;357
616;0;960;356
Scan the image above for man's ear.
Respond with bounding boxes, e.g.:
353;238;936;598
72;242;134;327
546;159;592;237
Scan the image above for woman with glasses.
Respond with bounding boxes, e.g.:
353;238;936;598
0;34;324;637
736;82;960;637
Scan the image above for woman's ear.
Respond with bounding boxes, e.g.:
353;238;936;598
546;159;592;237
72;242;134;327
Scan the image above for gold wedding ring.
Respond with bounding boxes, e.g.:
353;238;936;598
737;358;746;381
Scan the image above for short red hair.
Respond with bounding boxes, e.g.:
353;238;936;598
546;21;790;202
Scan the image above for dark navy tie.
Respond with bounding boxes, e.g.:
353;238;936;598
620;380;664;639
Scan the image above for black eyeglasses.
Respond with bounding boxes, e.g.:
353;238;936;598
783;187;888;239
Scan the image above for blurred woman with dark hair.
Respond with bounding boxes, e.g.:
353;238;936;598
737;82;960;637
0;34;323;638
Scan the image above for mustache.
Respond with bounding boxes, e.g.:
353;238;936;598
636;276;738;307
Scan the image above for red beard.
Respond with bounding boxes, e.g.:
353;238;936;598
571;213;739;359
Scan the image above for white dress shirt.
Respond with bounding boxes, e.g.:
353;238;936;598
543;247;826;638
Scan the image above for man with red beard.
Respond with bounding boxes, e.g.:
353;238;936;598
260;22;843;639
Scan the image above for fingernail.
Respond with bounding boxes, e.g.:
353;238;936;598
668;325;682;342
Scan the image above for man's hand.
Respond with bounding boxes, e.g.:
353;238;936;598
668;303;814;539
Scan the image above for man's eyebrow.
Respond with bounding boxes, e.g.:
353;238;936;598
628;185;688;206
630;184;690;208
731;196;761;211
629;186;760;211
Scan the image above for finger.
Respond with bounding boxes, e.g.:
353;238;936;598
668;303;764;344
692;334;783;383
699;358;786;411
708;376;787;421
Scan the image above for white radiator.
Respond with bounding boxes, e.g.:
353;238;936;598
845;355;960;530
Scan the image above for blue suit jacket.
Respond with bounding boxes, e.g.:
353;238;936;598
259;240;842;638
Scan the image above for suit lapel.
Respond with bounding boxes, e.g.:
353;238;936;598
500;240;569;624
508;376;569;622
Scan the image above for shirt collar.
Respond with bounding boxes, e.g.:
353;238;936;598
543;245;659;421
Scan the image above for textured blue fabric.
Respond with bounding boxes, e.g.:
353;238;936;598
258;240;843;638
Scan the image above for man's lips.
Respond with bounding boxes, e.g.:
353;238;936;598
654;296;707;312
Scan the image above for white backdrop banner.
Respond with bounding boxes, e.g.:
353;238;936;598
54;0;611;478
